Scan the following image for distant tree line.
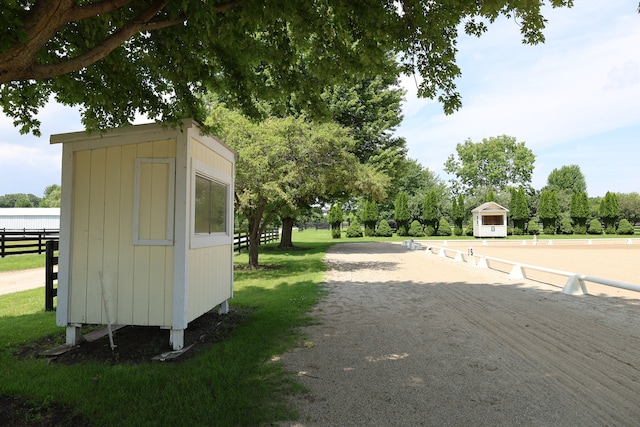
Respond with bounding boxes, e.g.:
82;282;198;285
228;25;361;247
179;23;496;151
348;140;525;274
333;135;639;239
0;185;60;208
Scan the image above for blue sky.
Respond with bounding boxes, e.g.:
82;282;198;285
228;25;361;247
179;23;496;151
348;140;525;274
395;1;640;198
1;1;639;198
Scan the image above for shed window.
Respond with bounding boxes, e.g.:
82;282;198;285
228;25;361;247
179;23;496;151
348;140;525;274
190;158;232;249
482;215;504;226
195;175;227;234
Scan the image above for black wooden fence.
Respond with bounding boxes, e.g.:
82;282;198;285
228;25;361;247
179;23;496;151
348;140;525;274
36;229;279;310
233;228;280;253
0;228;60;258
45;240;58;311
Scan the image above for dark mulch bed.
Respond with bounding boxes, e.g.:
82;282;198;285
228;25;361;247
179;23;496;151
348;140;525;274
3;307;250;426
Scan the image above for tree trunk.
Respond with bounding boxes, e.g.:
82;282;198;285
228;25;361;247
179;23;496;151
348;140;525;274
248;219;261;269
279;217;295;248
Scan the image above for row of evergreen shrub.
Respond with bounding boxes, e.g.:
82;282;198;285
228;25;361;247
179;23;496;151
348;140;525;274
342;219;395;238
336;217;635;238
519;218;635;236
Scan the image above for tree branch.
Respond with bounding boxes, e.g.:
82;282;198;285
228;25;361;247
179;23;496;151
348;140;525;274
68;0;134;22
1;0;245;83
31;0;169;79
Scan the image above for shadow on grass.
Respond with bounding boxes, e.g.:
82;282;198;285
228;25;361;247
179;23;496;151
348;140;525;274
0;268;325;427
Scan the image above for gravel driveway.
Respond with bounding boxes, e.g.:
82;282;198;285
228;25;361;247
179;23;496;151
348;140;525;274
279;242;640;426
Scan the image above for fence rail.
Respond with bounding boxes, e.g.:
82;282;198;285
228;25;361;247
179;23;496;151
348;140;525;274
1;228;280;258
417;242;640;297
45;240;58;311
233;228;280;253
18;229;280;310
0;228;60;257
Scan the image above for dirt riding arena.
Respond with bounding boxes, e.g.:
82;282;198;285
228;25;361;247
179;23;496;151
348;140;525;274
280;240;640;426
429;238;640;299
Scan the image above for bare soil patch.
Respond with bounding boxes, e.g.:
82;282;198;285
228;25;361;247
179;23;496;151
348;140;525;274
16;307;249;365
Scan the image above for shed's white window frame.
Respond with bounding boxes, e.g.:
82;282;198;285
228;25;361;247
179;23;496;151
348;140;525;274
190;158;233;249
133;158;176;246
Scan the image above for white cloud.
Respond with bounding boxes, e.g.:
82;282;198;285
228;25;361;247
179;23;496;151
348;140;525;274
395;1;640;197
397;73;432;118
0;99;81;195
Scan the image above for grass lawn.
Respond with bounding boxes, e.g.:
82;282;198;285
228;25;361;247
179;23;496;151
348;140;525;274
0;253;47;272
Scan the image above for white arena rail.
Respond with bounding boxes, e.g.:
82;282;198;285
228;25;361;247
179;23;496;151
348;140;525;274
421;237;638;247
418;244;640;297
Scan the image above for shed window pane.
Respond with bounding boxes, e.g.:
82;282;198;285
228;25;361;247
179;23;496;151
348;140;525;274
195;174;227;234
482;215;504;226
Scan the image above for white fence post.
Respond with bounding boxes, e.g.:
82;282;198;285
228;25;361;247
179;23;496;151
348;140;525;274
509;264;527;280
562;275;588;295
476;256;488;268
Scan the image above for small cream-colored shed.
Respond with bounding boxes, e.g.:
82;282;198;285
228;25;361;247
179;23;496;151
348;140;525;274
472;202;509;238
51;120;236;350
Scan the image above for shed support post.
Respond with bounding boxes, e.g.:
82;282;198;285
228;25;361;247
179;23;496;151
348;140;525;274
170;329;184;351
66;324;83;346
218;300;229;315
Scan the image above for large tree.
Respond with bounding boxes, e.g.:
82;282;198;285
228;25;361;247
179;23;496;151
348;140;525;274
2;1;573;135
444;135;536;195
546;165;587;194
322;72;406;163
209;105;359;267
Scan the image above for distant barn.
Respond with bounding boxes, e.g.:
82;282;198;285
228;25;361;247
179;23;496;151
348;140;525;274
0;208;60;230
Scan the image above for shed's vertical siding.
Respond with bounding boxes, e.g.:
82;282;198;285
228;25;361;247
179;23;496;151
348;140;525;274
69;150;91;323
186;137;234;323
85;147;107;324
188;246;233;318
116;144;137;324
68;138;176;327
132;141;153;325
103;145;122;326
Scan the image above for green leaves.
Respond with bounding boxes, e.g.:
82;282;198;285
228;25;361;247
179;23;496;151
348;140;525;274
444;135;535;195
599;191;620;230
546;165;587;194
1;0;573;135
